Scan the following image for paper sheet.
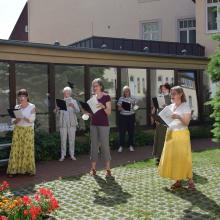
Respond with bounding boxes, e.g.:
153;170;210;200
157;96;166;109
87;95;102;114
158;106;173;127
13;109;24;118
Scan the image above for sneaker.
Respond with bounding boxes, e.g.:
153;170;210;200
118;146;123;153
129;146;135;152
70;156;77;161
59;157;65;162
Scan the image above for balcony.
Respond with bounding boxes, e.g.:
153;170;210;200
69;36;205;57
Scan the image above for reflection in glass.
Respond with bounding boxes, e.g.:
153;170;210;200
55;65;85;130
90;67;117;127
16;63;49;131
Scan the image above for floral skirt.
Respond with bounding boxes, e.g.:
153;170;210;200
7;126;36;175
158;128;192;181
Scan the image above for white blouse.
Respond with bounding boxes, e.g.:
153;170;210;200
14;103;36;127
168;102;191;131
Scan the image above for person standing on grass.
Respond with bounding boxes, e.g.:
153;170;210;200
158;86;195;190
117;86;137;153
7;89;36;176
152;83;171;165
87;78;112;177
56;86;80;162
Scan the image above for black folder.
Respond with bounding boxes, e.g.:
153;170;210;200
151;114;168;127
122;101;131;111
56;99;67;111
7;108;18;118
79;101;93;114
152;97;159;110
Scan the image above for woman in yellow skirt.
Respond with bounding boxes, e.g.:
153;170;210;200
7;89;36;176
158;86;195;190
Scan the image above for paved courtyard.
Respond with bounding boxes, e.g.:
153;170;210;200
7;145;220;220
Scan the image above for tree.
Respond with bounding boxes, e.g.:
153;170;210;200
207;35;220;141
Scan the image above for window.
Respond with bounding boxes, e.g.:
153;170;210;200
178;18;196;43
137;77;141;93
207;0;220;32
158;76;162;81
142;21;160;41
189;96;193;108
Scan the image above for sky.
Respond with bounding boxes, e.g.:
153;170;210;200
0;0;27;39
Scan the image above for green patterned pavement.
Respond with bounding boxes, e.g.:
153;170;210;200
11;148;220;220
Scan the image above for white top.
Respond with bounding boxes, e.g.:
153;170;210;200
14;103;36;127
167;102;191;131
117;96;136;115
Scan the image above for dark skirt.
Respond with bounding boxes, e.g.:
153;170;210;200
152;123;167;157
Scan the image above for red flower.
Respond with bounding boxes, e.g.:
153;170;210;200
34;194;40;201
50;197;59;210
22;196;32;205
0;216;7;220
38;188;53;197
23;210;29;216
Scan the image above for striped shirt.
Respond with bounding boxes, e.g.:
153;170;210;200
117;96;136;115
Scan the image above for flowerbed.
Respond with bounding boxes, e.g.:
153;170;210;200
0;181;59;220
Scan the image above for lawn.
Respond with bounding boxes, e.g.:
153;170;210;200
10;147;220;220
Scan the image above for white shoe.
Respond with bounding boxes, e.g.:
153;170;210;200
59;157;65;162
71;156;77;160
118;146;123;153
129;146;135;152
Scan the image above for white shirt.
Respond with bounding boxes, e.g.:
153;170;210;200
168;102;191;131
14;103;36;127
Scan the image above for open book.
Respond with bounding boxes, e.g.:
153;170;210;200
8;108;24;119
56;99;67;111
80;95;102;114
158;106;174;127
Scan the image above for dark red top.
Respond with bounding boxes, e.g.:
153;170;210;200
91;93;111;126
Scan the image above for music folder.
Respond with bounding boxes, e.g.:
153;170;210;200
79;101;93;114
151;114;168;127
122;101;131;111
152;97;159;110
56;99;67;111
7;108;23;119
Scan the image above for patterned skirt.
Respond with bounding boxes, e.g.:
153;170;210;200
7;126;36;175
158;128;193;181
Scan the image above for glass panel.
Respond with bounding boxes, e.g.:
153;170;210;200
142;22;159;40
179;20;184;29
150;69;174;124
0;62;11;135
184;20;188;28
180;30;188;43
90;67;117;127
121;68;147;126
15;63;49;131
208;6;217;30
177;71;198;120
55;65;85;130
189;29;196;43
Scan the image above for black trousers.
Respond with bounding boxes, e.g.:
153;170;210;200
119;114;135;147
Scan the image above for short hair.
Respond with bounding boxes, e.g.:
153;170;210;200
162;83;171;92
92;78;105;92
122;86;131;97
171;86;186;103
63;86;72;94
17;89;28;97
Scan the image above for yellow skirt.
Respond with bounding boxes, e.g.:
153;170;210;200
7;126;36;175
158;128;192;181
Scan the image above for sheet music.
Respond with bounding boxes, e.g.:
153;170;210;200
13;109;24;118
157;96;166;109
158;106;173;127
87;95;102;114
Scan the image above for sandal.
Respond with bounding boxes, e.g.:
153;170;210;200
188;181;196;191
171;181;182;190
89;169;97;176
105;170;112;177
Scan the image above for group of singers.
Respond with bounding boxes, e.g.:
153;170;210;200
6;78;195;190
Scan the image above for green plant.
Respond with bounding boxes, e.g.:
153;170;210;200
207;34;220;141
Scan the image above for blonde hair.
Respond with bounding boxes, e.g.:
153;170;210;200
122;86;131;97
63;86;72;94
171;86;186;103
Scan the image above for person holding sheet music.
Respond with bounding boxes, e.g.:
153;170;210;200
158;86;195;190
152;83;171;165
86;78;112;177
117;86;137;153
55;86;80;162
7;89;36;176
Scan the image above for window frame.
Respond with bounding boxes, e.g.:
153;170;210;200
206;0;220;33
140;19;162;41
177;18;196;43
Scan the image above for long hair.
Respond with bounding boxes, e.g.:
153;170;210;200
171;86;186;103
122;86;131;97
92;78;105;92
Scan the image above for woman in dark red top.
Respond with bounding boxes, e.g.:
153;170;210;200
89;78;112;177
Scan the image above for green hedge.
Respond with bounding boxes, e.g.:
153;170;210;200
0;125;213;161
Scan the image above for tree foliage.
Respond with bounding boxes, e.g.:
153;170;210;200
207;34;220;141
